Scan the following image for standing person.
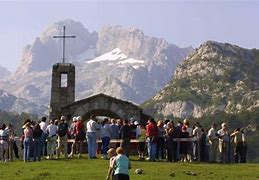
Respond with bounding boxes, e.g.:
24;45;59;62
112;147;131;180
218;123;230;163
106;148;117;180
119;119;132;157
69;117;77;139
68;117;77;158
136;123;146;160
183;119;193;162
179;126;190;162
200;128;209;162
101;118;112;159
165;121;174;162
110;119;120;140
156;120;166;160
39;117;48;156
46;119;57;160
241;129;247;163
192;122;202;161
110;119;120;148
86;115;100;159
0;124;9;162
146;118;158;162
116;119;123;137
56;116;69;159
231;128;244;163
208;123;218;162
23;122;33;162
73;116;85;158
33;123;43;161
6;123;19;159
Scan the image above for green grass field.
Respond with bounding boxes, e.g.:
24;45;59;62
0;155;259;180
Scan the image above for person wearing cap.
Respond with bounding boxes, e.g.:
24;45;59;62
56;116;69;159
208;123;218;162
74;116;85;157
68;117;77;158
217;123;230;163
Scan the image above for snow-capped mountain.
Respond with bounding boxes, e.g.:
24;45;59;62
0;19;192;113
86;48;145;69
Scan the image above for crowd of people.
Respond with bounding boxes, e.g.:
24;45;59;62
0;114;248;165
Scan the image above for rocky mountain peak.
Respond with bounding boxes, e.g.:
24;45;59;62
143;41;259;118
0;19;192;115
0;89;47;115
97;25;166;60
15;19;98;75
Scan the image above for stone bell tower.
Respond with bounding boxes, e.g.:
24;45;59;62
49;63;75;119
49;25;76;119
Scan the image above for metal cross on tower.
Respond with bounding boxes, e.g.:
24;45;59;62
53;26;76;63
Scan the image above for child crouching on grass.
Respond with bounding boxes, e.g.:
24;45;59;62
106;148;116;180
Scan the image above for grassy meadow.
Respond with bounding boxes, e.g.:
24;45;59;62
0;155;259;180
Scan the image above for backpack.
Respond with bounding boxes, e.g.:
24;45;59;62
58;123;68;137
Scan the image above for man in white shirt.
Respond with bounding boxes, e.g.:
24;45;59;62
208;123;218;162
46;119;57;159
39;117;48;156
86;115;99;159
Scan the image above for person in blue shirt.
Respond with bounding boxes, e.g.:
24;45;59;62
112;147;131;180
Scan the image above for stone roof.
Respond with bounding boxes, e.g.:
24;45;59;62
62;93;141;110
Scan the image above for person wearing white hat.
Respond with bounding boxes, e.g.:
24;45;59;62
68;117;77;158
217;123;230;163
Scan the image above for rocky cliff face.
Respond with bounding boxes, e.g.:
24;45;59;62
0;89;47;115
0;19;191;113
15;19;97;76
142;41;259;118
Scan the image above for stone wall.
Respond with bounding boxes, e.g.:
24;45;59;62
50;63;75;119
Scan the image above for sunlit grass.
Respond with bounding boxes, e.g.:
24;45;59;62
0;155;258;180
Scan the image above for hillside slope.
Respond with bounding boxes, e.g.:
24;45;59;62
143;41;259;118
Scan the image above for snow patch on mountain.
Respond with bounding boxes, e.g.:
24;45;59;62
118;58;145;65
87;48;127;63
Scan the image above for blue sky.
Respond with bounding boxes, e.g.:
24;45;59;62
0;0;258;72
